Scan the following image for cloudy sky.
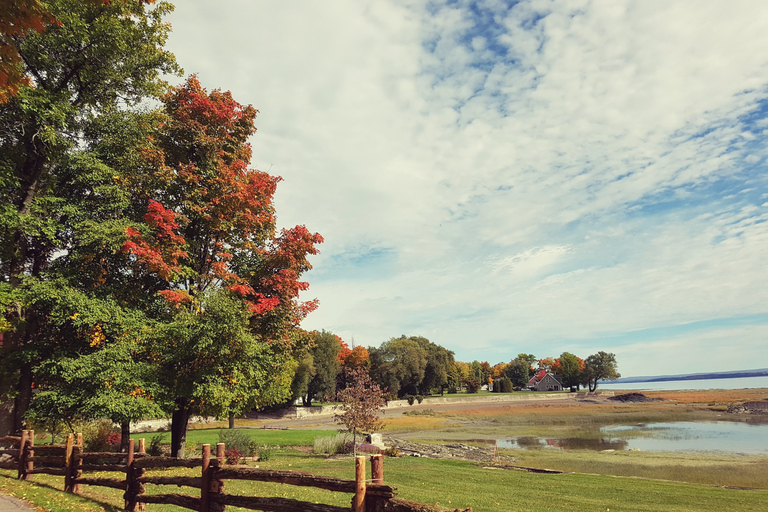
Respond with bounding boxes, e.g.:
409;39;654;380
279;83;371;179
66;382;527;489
163;0;768;377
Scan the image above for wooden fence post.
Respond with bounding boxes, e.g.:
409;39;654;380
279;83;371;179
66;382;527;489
201;444;211;512
125;439;137;511
137;439;146;511
26;430;34;480
209;443;225;512
73;434;83;493
64;434;74;492
370;454;383;484
354;455;366;512
17;430;28;480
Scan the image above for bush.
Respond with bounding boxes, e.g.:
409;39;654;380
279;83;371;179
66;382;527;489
218;429;255;456
357;443;380;454
493;377;513;393
82;419;118;452
258;449;273;461
385;446;400;457
147;433;164;456
406;395;416;405
415;395;424;404
107;432;121;448
225;448;241;465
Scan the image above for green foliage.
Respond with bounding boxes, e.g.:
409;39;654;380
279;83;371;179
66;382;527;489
583;351;620;391
493;377;513;393
218;429;256;457
81;419;118;453
305;330;341;403
147;433;164;456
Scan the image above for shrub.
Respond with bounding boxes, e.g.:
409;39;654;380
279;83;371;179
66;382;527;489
218;429;255;456
258;449;273;461
147;433;164;456
415;395;424;404
406;395;416;405
225;448;241;465
107;432;121;448
385;446;400;457
82;419;118;452
357;443;380;454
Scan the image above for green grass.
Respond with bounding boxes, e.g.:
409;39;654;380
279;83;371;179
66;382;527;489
3;451;768;512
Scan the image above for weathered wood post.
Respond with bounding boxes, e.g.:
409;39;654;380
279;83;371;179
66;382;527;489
64;434;74;492
137;439;146;511
18;430;33;480
370;454;383;484
125;439;137;511
210;443;225;512
17;430;28;480
354;455;366;512
201;444;212;512
74;433;83;493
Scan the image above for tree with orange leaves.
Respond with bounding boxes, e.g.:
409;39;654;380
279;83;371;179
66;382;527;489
123;76;322;456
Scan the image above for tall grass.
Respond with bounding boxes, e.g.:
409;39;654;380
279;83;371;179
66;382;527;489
312;433;351;455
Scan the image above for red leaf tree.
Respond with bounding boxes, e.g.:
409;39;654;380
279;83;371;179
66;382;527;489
123;76;322;456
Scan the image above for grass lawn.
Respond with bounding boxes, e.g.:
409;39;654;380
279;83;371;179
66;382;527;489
3;449;768;512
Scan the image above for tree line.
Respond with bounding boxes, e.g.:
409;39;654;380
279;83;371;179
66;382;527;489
290;333;620;403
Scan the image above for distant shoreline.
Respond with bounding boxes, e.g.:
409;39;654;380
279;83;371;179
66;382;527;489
604;368;768;385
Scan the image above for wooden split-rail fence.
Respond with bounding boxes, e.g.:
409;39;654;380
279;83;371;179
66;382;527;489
0;430;471;512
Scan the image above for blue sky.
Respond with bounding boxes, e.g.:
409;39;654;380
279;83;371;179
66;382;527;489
163;1;768;377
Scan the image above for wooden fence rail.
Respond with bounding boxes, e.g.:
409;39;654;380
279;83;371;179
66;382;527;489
0;430;470;512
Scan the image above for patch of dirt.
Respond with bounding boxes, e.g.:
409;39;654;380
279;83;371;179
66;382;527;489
386;437;515;463
608;392;665;403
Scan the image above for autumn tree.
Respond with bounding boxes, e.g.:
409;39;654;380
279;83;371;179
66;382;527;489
552;352;586;391
333;367;386;453
583;351;620;392
123;76;322;456
0;0;178;436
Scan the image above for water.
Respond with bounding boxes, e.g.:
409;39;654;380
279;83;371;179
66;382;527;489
597;375;768;391
497;420;768;454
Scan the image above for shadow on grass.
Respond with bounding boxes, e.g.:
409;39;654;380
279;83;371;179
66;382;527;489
0;473;123;512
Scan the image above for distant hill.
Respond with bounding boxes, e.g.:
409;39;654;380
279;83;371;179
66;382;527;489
606;368;768;384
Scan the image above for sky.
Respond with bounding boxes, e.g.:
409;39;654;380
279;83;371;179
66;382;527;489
161;0;768;377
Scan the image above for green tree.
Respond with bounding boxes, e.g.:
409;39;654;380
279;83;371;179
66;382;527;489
368;336;428;398
583;351;620;392
305;331;342;405
0;0;179;436
506;353;536;388
121;77;322;456
553;352;585;391
412;336;454;395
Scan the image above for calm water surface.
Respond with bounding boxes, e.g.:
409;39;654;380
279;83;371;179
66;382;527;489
498;421;768;454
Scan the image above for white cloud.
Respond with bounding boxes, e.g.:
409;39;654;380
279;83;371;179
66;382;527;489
163;1;768;375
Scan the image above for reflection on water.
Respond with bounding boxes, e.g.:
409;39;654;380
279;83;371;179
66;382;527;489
498;421;768;454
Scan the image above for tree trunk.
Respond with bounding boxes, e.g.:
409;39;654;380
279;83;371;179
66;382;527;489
14;363;33;434
120;422;131;453
228;413;235;429
170;402;191;458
